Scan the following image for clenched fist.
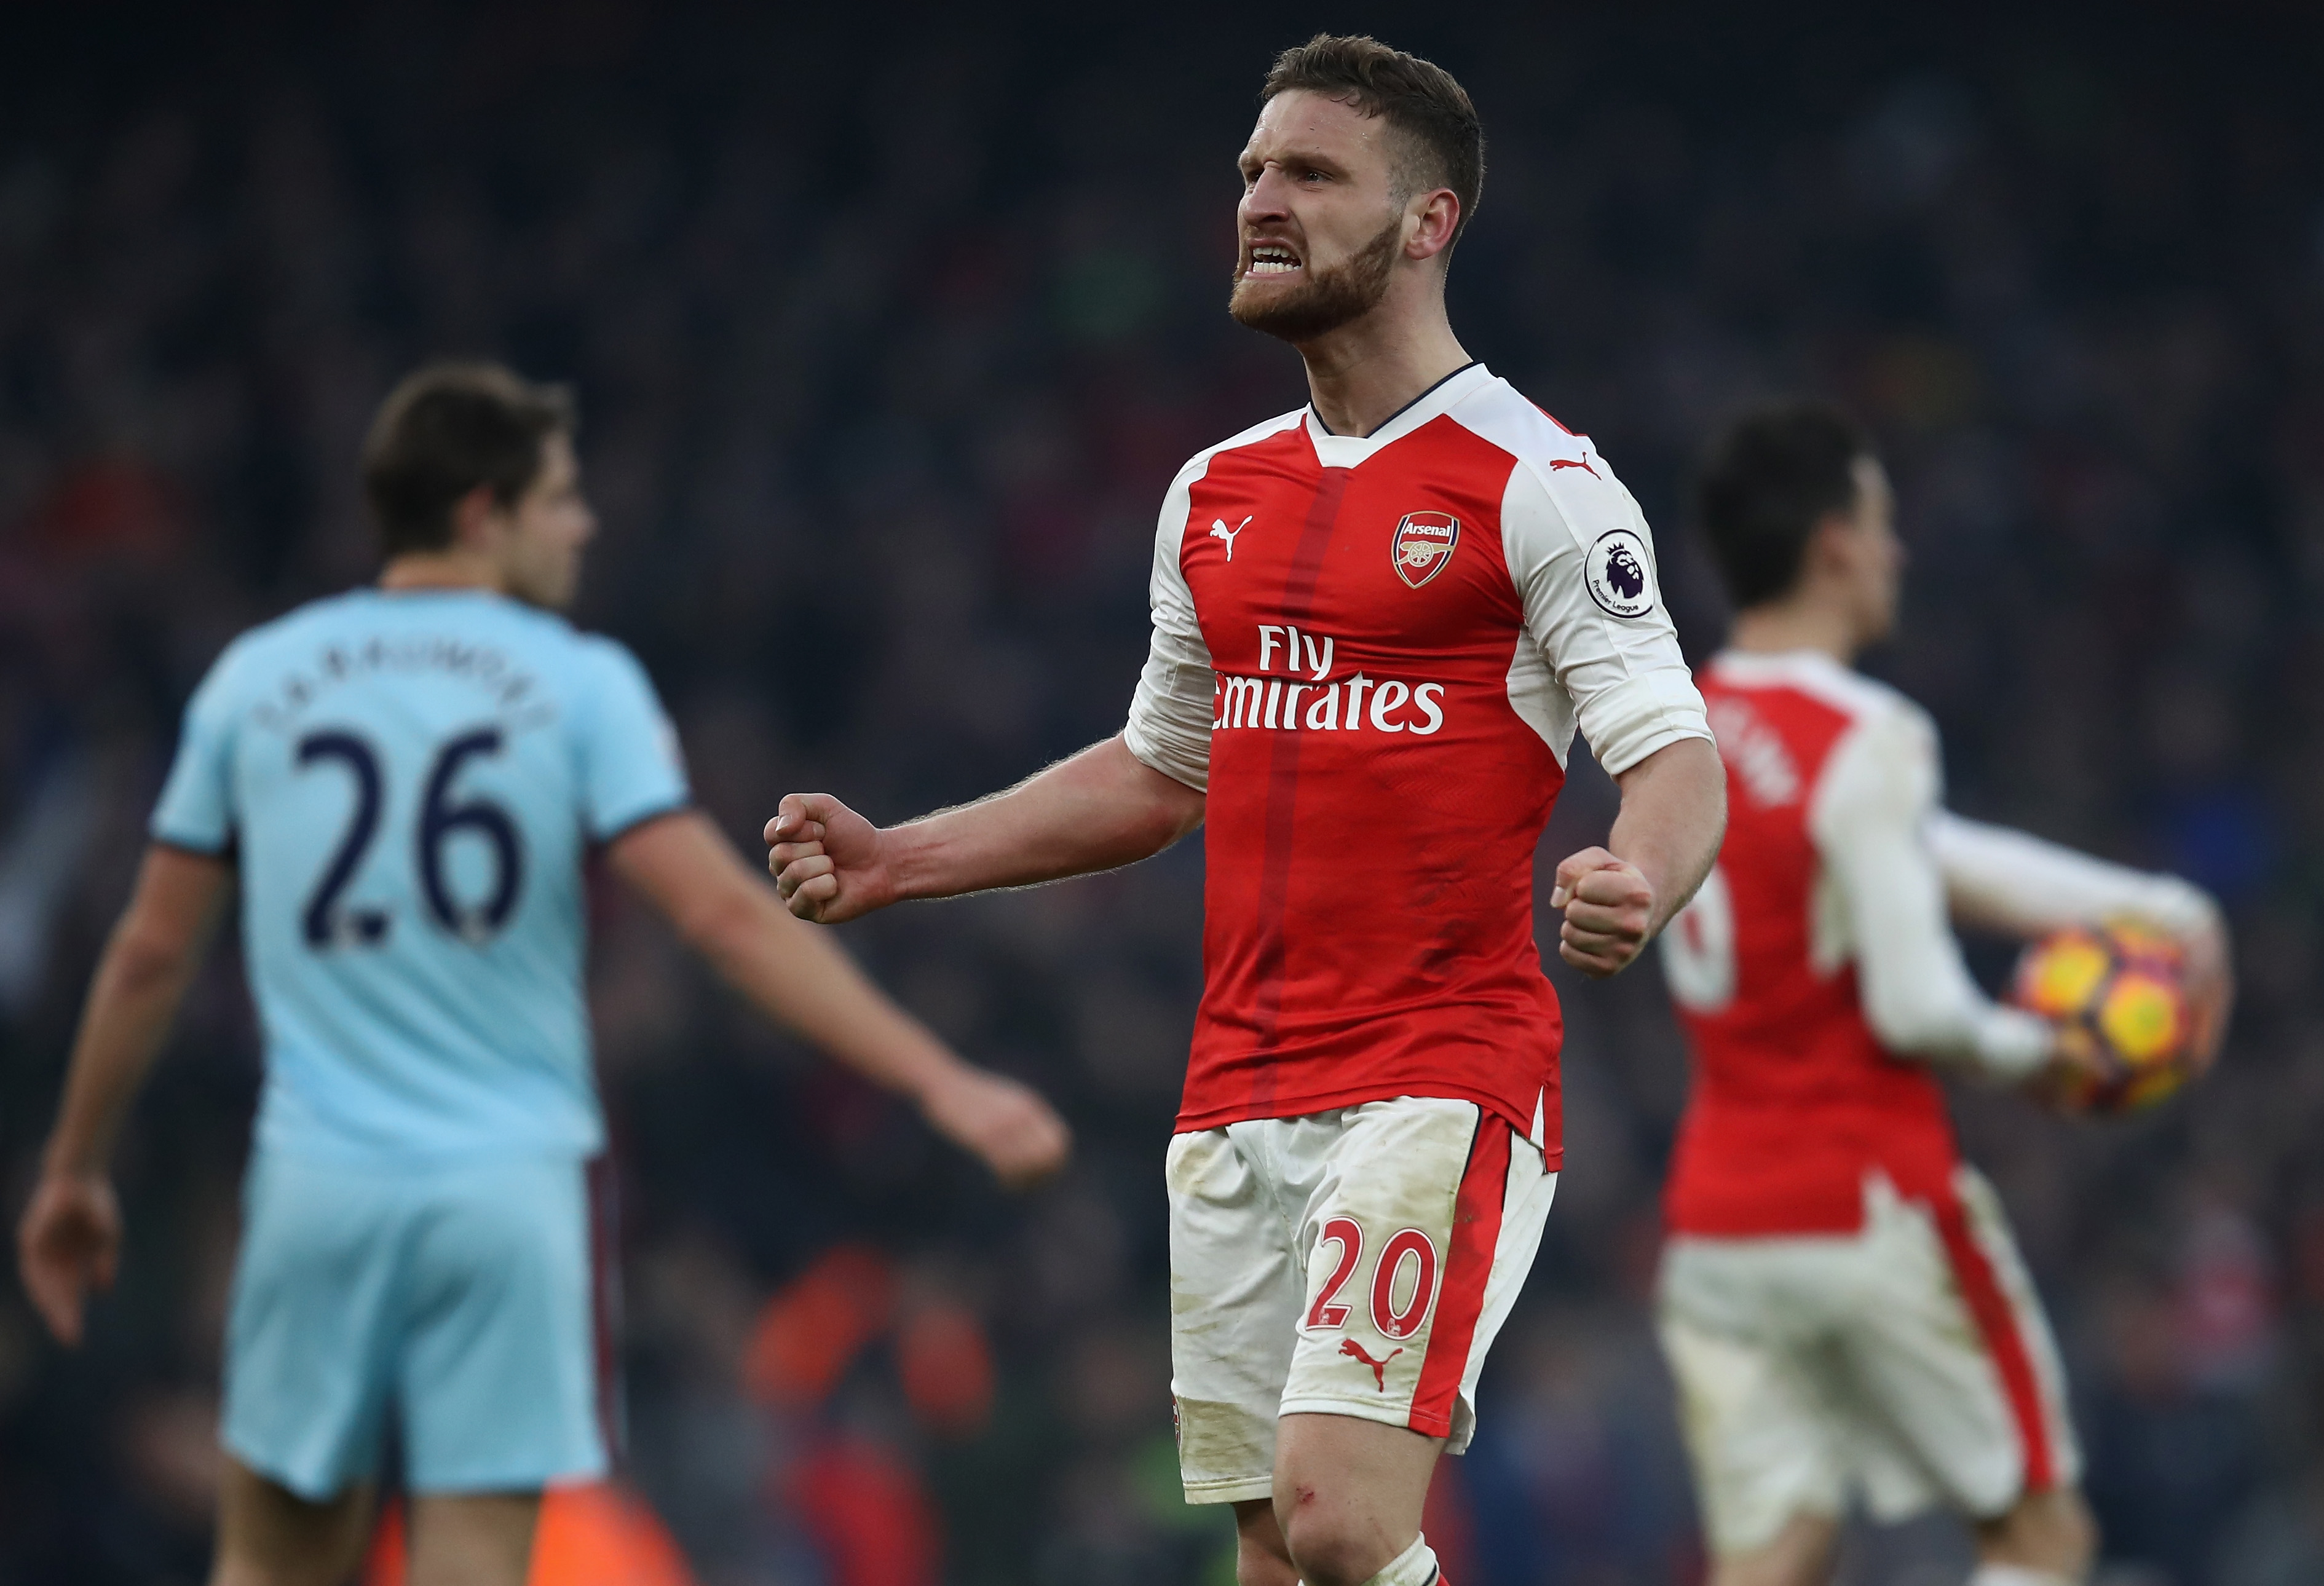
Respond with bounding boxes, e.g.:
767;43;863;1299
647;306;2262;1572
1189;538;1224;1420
766;794;894;924
1551;846;1658;977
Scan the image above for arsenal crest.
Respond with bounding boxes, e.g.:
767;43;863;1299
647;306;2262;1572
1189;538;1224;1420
1391;511;1460;589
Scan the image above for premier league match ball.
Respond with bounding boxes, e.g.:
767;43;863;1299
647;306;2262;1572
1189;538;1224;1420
2010;922;2196;1115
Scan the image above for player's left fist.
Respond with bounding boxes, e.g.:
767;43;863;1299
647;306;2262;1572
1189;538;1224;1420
1551;846;1656;979
919;1065;1073;1191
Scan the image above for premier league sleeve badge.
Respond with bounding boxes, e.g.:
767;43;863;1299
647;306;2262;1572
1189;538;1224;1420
1584;527;1657;618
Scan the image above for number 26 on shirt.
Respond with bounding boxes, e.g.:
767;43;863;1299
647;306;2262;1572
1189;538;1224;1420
296;727;526;950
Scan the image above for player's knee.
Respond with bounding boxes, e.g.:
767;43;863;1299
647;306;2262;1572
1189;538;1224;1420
1978;1483;2097;1578
208;1555;340;1586
2047;1485;2098;1569
1231;1501;1300;1586
1236;1544;1303;1586
1280;1509;1401;1586
210;1466;371;1586
1707;1513;1838;1586
1709;1555;1824;1586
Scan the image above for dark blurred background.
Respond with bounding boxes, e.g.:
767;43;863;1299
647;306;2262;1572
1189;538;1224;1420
2;3;2322;1582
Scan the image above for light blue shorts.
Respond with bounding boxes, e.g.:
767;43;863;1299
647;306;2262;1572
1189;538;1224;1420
223;1150;608;1500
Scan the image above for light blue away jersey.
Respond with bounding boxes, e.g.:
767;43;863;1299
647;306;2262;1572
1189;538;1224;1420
151;589;689;1163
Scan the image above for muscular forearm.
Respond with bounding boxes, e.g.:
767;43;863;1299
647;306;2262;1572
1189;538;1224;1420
615;813;955;1097
45;928;207;1175
1607;736;1726;939
703;890;960;1100
42;848;227;1177
886;735;1203;902
630;811;1069;1185
1555;736;1725;978
22;849;223;1349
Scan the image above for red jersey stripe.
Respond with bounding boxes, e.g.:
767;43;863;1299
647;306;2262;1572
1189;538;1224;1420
1247;466;1357;1083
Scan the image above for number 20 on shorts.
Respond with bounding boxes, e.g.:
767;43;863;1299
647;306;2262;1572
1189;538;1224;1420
1304;1217;1441;1339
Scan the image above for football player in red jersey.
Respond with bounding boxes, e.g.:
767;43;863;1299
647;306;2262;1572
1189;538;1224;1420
1656;401;2233;1586
769;36;1726;1586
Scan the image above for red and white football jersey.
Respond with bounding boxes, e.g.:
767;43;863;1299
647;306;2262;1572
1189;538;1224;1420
1662;653;1962;1234
1662;649;2219;1236
1124;363;1710;1159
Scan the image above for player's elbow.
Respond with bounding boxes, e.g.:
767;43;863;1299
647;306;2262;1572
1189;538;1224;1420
1139;782;1206;851
106;917;199;995
1110;734;1207;854
670;878;773;965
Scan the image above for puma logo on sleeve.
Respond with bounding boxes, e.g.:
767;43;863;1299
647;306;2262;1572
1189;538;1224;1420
1339;1337;1404;1389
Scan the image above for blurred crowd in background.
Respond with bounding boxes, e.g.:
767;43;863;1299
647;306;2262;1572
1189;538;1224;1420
2;4;2322;1584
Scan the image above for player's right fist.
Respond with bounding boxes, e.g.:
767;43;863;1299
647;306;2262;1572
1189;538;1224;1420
1551;846;1658;978
766;794;893;923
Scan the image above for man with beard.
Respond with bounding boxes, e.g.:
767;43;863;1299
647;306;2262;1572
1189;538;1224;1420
766;36;1726;1586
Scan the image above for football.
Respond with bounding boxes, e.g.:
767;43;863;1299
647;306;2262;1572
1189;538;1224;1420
2010;922;2196;1115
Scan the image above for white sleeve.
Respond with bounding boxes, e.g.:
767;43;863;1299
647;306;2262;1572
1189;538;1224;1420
1811;703;2052;1083
1501;460;1710;775
1122;463;1215;792
1932;813;2219;939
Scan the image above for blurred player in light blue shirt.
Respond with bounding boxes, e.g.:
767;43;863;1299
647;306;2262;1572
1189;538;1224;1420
152;588;689;1165
18;363;1070;1586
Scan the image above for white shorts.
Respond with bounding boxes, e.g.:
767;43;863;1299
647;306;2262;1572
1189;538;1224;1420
1166;1096;1558;1504
1656;1167;2081;1556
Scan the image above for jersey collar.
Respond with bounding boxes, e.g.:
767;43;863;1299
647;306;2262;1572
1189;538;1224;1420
1303;361;1492;469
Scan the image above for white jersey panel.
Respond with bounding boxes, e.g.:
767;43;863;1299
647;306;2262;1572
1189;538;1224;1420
1710;650;2046;1082
1447;383;1711;777
1123;409;1308;792
1932;813;2218;938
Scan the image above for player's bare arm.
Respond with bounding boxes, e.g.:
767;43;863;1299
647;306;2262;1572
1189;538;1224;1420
610;808;1072;1188
1552;736;1726;978
764;733;1204;924
18;844;232;1345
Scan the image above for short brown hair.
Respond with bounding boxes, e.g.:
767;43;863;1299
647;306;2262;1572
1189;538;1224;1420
1697;400;1875;609
1262;34;1485;250
360;361;574;558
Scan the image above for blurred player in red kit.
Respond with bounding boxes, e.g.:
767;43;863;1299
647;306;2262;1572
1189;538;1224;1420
767;34;1727;1586
1656;401;2234;1586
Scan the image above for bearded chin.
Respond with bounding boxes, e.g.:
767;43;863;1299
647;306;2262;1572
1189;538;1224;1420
1229;216;1402;343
